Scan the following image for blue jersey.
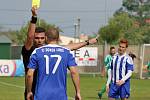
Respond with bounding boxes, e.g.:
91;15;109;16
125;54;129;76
28;44;77;100
110;53;134;83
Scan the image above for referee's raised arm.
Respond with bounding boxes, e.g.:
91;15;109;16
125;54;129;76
25;7;37;50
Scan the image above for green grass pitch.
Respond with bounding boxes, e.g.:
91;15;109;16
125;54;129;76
0;75;150;100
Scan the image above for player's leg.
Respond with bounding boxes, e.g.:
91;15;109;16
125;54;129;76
108;83;120;100
24;89;27;100
148;70;150;79
120;81;130;100
98;85;106;99
98;71;109;99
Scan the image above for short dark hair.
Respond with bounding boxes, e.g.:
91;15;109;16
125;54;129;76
46;27;59;41
129;52;136;60
35;27;46;33
119;39;128;48
110;46;115;50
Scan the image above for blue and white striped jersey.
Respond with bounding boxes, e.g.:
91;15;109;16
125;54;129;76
28;44;77;100
110;53;134;83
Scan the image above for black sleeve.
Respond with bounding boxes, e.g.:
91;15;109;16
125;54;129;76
21;46;34;73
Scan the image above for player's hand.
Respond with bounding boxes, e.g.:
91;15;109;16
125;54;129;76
88;38;98;44
27;92;34;100
31;6;37;16
116;80;125;86
75;92;81;100
106;85;109;94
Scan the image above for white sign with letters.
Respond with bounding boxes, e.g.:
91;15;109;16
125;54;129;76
0;60;16;76
74;47;98;66
0;60;24;76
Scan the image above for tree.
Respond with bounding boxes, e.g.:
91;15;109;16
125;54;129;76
98;12;135;44
0;30;18;45
123;25;145;44
98;0;150;45
119;0;150;26
142;25;150;43
115;0;150;44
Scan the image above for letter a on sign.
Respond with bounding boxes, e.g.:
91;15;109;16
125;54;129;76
32;0;41;8
84;50;90;57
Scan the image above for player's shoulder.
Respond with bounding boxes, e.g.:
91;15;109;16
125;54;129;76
125;53;132;59
106;54;111;57
31;45;46;54
33;44;72;54
22;45;34;53
147;62;150;66
112;53;118;58
124;53;134;64
48;44;70;50
41;44;71;51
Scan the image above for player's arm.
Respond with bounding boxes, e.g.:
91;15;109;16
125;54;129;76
104;56;109;69
148;64;150;72
106;68;111;93
121;70;132;82
143;64;148;70
144;62;150;70
121;57;134;82
106;59;113;93
65;38;98;51
116;70;133;86
26;68;35;100
69;67;81;100
25;7;37;50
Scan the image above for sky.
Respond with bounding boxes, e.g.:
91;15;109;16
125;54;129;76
0;0;122;37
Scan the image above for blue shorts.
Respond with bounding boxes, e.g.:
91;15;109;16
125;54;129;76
108;81;130;99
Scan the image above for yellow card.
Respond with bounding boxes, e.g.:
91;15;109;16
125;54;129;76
32;0;41;8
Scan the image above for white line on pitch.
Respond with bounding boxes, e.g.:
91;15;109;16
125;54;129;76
0;81;24;89
0;81;75;100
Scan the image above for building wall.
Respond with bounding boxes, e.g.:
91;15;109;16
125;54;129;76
0;43;11;59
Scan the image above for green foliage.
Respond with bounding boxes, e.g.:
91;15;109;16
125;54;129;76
99;25;120;44
124;26;145;44
36;19;58;31
112;12;134;31
98;12;134;44
142;25;150;43
121;0;150;44
122;0;150;25
16;25;28;45
98;0;150;45
0;31;18;44
122;0;139;11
